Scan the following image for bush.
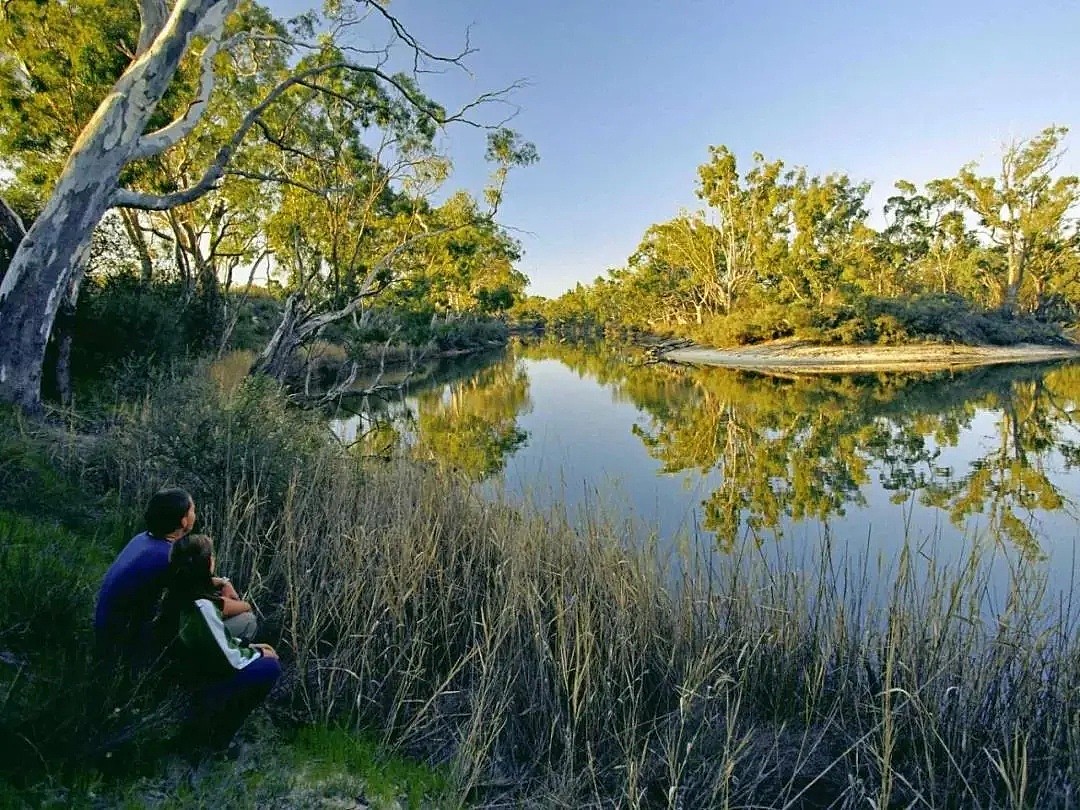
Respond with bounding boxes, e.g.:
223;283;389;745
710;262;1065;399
72;274;192;380
693;304;800;346
693;295;1072;347
226;288;284;352
431;317;509;351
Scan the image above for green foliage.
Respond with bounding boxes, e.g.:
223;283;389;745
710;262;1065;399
548;128;1080;344
286;726;451;809
225;288;286;352
72;274;192;380
689;295;1071;348
102;368;328;518
430;317;510;352
0;507;153;788
691;303;807;346
0;1;140;199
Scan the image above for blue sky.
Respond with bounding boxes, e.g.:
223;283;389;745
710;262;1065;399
263;1;1080;297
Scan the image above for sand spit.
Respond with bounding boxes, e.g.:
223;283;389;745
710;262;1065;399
662;340;1080;373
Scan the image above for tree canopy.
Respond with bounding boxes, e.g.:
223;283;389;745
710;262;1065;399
0;0;535;410
544;127;1080;344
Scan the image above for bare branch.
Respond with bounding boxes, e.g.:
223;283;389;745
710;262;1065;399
113;59;471;212
294;224;464;345
359;1;477;73
225;168;344;197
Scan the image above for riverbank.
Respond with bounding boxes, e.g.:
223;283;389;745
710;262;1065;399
663;337;1080;373
3;364;1080;808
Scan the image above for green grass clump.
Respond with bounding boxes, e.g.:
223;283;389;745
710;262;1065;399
286;725;451;809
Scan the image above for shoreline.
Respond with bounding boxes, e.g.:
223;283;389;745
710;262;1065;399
662;339;1080;373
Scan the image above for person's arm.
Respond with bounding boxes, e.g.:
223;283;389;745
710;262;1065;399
220;595;252;618
212;576;240;601
185;599;262;670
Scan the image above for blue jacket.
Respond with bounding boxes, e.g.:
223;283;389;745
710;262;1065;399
95;531;172;659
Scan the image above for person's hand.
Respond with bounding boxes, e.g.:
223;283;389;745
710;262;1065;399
252;643;278;660
213;577;240;600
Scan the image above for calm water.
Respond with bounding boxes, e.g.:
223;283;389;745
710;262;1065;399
333;339;1080;601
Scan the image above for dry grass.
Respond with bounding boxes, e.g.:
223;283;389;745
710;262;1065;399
10;367;1080;808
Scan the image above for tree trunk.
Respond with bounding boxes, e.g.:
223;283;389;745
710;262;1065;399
252;292;304;380
0;179;112;411
120;209;156;284
1001;246;1024;317
0;196;26;280
53;301;77;408
0;0;234;410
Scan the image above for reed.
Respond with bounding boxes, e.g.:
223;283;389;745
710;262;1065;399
2;367;1078;808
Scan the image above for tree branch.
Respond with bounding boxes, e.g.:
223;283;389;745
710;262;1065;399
113;59;454;212
225;168;336;197
294;224;462;343
359;0;477;74
131;33;240;161
0;194;27;248
136;0;169;57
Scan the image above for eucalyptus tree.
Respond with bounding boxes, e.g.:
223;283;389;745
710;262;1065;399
251;47;444;382
628;216;719;326
0;0;516;411
696;147;790;313
389;191;528;317
784;170;870;305
0;0;142;211
879;180;976;297
933;126;1080;315
251;60;535;388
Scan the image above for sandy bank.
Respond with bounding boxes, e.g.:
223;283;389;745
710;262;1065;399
663;339;1080;373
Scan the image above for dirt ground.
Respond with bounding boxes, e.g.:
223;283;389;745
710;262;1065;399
662;338;1080;373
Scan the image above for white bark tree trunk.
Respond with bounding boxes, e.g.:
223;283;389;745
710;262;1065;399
0;0;238;411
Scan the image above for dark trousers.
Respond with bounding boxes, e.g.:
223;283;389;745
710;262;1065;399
184;656;281;752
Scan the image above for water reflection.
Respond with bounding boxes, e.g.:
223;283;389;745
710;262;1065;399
333;340;1080;561
522;340;1080;559
412;359;531;478
335;349;531;479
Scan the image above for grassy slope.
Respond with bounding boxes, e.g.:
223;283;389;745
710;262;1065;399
3;365;1080;808
0;408;453;809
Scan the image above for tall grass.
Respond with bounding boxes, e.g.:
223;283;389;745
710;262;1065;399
3;367;1080;807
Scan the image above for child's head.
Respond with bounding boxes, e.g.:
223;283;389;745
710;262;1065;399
168;533;215;593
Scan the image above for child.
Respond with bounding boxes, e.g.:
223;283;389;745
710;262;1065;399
158;534;280;751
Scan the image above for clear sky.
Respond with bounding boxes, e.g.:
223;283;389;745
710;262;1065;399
263;0;1080;298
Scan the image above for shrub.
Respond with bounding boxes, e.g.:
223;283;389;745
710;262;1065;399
72;274;191;381
225;288;285;352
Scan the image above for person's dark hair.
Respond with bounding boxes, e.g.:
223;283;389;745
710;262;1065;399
165;533;217;600
156;534;219;646
145;488;192;537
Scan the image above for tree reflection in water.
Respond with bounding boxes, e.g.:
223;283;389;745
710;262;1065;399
518;340;1080;559
337;339;1080;560
412;357;531;479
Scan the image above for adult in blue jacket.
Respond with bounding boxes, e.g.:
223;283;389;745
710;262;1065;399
95;489;257;666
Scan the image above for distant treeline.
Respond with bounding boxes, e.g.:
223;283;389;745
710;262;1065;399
529;127;1079;347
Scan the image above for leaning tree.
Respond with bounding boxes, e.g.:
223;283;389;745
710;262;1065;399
0;0;512;411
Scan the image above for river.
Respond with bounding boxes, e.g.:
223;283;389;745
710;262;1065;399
333;338;1080;606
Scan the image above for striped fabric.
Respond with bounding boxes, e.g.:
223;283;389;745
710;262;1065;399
177;598;262;678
